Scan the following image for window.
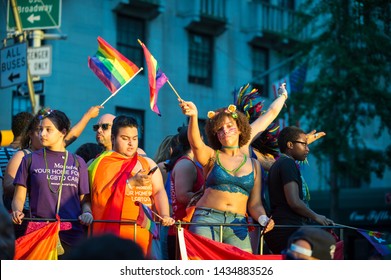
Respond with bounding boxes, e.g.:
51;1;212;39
115;107;145;150
252;47;269;97
12;90;44;115
116;14;145;68
188;32;213;86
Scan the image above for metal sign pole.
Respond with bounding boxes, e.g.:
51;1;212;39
10;0;36;113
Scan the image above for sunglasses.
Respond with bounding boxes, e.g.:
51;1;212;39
93;123;111;132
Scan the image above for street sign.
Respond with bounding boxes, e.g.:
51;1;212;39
17;80;44;95
0;42;28;88
28;45;52;76
7;0;62;31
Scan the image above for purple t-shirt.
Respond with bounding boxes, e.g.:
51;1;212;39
14;148;90;246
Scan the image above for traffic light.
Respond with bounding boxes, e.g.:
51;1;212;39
0;130;13;146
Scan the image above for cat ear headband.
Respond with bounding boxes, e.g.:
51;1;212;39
207;104;238;119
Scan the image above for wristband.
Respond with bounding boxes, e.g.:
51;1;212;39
278;88;288;99
258;215;269;226
290;243;312;257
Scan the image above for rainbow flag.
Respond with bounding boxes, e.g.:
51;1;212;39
138;39;168;116
88;36;140;94
178;228;283;260
14;217;61;260
357;229;391;256
135;201;159;238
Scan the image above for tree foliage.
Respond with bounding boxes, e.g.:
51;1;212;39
290;0;391;191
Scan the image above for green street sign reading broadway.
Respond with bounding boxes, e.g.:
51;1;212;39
7;0;62;31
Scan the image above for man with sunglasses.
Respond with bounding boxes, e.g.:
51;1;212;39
264;126;334;255
93;114;116;152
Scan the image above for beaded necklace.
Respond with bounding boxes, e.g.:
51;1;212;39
44;148;68;194
216;150;247;174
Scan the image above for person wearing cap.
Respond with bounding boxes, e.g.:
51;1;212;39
284;227;336;260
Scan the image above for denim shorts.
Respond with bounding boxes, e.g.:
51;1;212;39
189;207;252;252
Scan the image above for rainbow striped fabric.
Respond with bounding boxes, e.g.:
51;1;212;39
88;36;140;94
135;201;159;239
14;216;61;260
139;40;168;116
357;229;391;256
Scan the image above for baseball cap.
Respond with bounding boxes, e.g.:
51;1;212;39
286;227;336;260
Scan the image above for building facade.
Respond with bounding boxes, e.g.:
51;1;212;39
1;0;390;259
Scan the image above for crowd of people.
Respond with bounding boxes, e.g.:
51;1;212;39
0;83;338;260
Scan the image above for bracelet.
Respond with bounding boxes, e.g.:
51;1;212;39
278;92;288;100
258;215;269;226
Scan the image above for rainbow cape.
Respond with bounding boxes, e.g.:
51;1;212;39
88;151;138;235
138;39;168;116
88;36;140;94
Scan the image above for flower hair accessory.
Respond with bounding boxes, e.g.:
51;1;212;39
207;111;216;119
226;104;238;119
38;108;54;120
207;105;238;119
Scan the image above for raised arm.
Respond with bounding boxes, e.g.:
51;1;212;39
179;100;214;167
65;105;102;147
249;83;287;145
307;130;326;145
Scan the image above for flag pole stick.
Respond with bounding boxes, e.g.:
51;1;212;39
166;80;182;100
100;67;143;106
151;209;164;220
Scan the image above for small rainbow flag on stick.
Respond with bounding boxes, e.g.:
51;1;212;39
357;229;391;256
135;201;159;239
138;39;170;116
88;36;143;106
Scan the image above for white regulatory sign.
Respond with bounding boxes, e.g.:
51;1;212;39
0;42;28;88
27;45;52;77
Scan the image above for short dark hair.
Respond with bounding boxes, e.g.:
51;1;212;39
12;112;34;138
112;115;138;138
278;126;305;153
75;142;104;163
205;107;251;150
21;114;41;149
64;234;145;260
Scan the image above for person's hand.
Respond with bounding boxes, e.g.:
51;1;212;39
179;99;197;117
161;215;175;226
11;210;24;225
307;130;326;144
79;211;94;225
278;83;288;99
128;170;152;187
314;214;334;226
262;217;275;234
86;105;103;119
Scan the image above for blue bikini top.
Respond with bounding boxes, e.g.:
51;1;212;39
205;159;255;196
